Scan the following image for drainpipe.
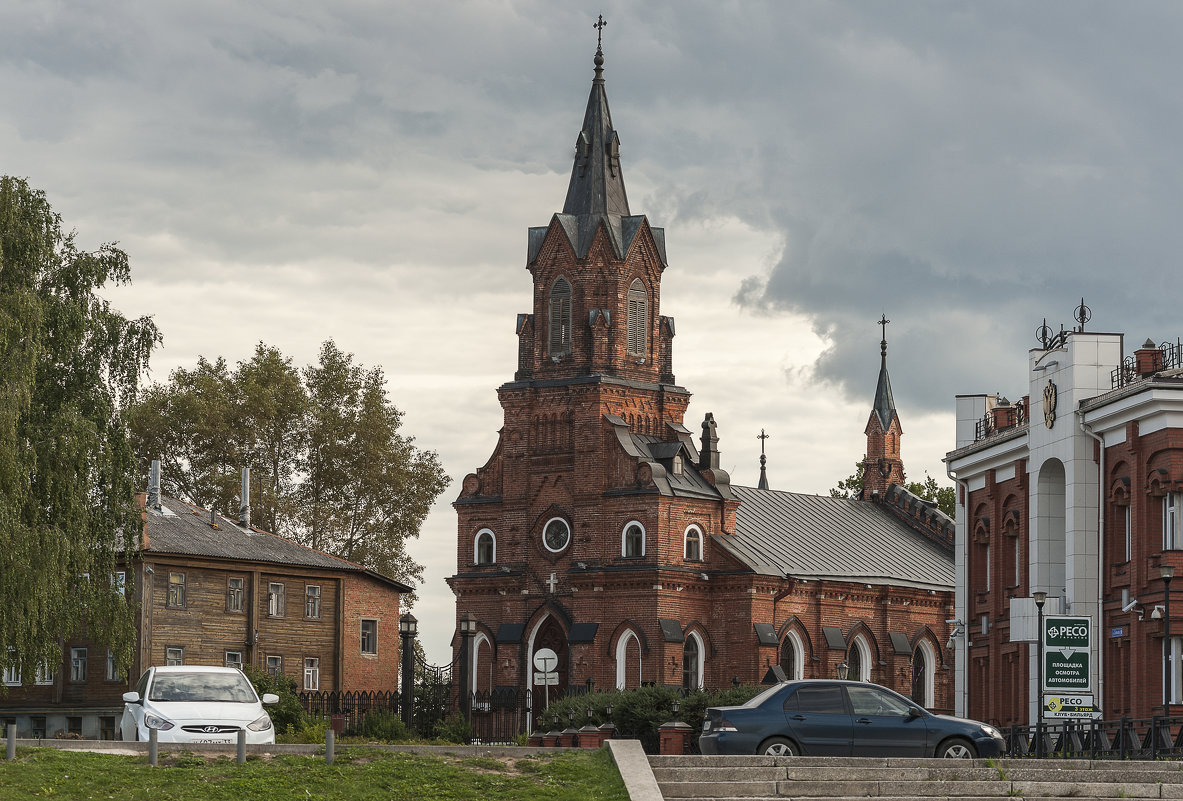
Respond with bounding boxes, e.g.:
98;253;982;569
945;461;970;718
1079;410;1106;714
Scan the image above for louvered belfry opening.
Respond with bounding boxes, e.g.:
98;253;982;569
548;277;572;357
626;278;647;357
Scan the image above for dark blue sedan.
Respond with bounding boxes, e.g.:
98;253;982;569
699;680;1005;758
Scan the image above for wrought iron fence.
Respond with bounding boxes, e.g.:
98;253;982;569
974;399;1027;443
1004;716;1183;759
1112;338;1183;389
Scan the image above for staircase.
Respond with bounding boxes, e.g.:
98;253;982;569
649;756;1183;801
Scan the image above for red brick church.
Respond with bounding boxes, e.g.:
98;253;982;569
448;41;957;723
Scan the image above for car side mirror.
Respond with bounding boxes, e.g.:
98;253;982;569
906;706;923;719
122;691;141;704
261;693;279;705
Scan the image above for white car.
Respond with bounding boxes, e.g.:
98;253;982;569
120;665;280;744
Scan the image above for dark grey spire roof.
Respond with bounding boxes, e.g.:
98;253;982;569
562;45;629;218
872;334;897;430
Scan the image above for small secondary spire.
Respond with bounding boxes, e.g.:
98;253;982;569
757;429;770;490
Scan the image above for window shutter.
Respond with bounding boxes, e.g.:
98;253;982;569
627;279;647;356
549;278;572;356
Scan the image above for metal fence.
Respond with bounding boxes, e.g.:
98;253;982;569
1004;716;1183;759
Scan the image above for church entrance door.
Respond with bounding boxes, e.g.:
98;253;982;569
530;616;568;728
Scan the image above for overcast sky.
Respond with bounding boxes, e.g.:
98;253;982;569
5;1;1181;664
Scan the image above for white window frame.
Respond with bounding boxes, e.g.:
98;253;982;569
848;636;872;682
984;543;991;591
3;649;19;687
305;585;321;619
683;631;705;691
913;640;937;708
361;619;378;655
225;651;243;670
542;517;571;554
268;582;286;617
1170;635;1183;705
1166;493;1181;551
165;647;183;666
684;524;703;561
105;650;120;682
622;521;645;558
1124;505;1133;562
474;529;496;565
70;648;87;683
304;657;319;691
34;665;54;686
615;629;642;690
781;631;805;680
1014;535;1021;587
266;655;283;676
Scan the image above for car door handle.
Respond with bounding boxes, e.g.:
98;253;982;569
791;715;806;721
856;718;872;724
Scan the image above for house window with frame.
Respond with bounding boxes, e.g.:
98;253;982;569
3;650;19;687
167;572;185;607
105;650;121;682
361;620;378;655
475;529;496;565
112;570;127;597
70;648;87;683
165;647;183;666
266;656;282;676
1170;635;1183;705
1013;536;1021;588
34;665;54;686
268;582;286;617
227;577;244;612
682;634;702;692
548;277;573;358
623;522;644;558
303;657;319;691
626;279;648;357
1166;493;1181;551
684;525;703;561
305;585;321;619
225;651;243;670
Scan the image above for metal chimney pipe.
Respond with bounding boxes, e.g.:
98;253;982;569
148;460;161;511
239;467;250;529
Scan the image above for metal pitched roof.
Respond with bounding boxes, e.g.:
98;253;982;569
144;497;411;591
720;486;953;590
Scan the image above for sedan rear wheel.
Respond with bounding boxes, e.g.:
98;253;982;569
760;737;798;757
937;738;976;758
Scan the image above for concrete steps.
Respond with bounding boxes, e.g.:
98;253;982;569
649;755;1183;801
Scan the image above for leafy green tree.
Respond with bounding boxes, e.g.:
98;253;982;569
128;340;449;602
829;459;956;519
0;176;158;685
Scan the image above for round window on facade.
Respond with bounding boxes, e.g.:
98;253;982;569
543;517;571;552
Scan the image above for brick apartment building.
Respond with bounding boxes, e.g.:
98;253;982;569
947;326;1183;725
0;464;408;739
448;43;957;727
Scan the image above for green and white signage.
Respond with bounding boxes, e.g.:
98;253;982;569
1043;615;1091;693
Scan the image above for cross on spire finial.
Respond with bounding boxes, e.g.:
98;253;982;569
757;429;770;455
592;15;607;80
757;429;771;489
594;14;607;49
878;313;890;361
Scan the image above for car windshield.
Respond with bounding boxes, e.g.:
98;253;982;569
148;672;257;703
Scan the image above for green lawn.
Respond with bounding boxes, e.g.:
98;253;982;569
0;746;630;800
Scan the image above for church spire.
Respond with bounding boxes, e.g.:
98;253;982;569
562;17;630;219
757;429;770;490
872;313;897;430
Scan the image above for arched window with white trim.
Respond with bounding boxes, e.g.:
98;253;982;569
548;277;573;358
682;631;705;691
622;521;645;558
780;631;804;680
615;630;642;690
912;639;936;708
626;279;647;357
847;636;871;682
474;529;496;565
684;525;703;561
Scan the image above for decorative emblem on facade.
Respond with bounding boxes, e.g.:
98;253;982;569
1043;380;1058;429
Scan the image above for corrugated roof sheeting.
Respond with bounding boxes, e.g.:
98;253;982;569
725;486;953;590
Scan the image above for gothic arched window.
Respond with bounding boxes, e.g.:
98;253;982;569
474;529;495;565
626;279;647;357
683;633;704;691
549;277;572;358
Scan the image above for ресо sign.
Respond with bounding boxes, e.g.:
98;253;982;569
1043;615;1092;693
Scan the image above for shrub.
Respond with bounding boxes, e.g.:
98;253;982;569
243;665;307;735
345;709;408;742
277;717;330;745
433;712;473;744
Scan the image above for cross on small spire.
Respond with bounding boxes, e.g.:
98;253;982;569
878;313;890;361
594;14;607;49
757;429;770;455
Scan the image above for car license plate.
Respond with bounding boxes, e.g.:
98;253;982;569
194;738;233;743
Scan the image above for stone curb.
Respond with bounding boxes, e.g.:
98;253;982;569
606;739;664;801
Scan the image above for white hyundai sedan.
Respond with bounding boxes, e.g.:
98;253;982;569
120;665;280;744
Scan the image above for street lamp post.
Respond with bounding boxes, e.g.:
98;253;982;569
1163;566;1175;709
399;613;418;729
1033;591;1047;759
835;661;850;680
458;612;477;724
